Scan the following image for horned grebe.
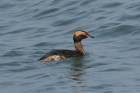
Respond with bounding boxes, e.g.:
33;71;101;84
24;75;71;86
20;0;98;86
38;30;94;62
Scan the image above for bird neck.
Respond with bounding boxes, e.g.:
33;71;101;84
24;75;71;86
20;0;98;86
74;42;85;55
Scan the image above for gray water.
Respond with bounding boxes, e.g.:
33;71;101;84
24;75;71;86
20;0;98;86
0;0;140;93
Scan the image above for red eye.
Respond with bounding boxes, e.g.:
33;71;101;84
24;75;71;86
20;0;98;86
83;33;87;37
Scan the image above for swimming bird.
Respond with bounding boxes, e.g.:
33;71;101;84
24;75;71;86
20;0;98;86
38;30;94;62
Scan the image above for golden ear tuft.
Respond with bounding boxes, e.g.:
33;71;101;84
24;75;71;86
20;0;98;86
74;30;84;37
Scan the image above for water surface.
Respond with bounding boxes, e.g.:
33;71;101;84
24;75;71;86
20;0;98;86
0;0;140;93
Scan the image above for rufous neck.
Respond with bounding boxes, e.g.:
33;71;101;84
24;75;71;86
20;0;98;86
74;42;85;55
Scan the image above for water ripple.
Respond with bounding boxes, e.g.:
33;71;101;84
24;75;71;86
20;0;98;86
102;2;123;8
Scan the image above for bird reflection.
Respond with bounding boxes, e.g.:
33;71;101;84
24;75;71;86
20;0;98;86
68;57;92;88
